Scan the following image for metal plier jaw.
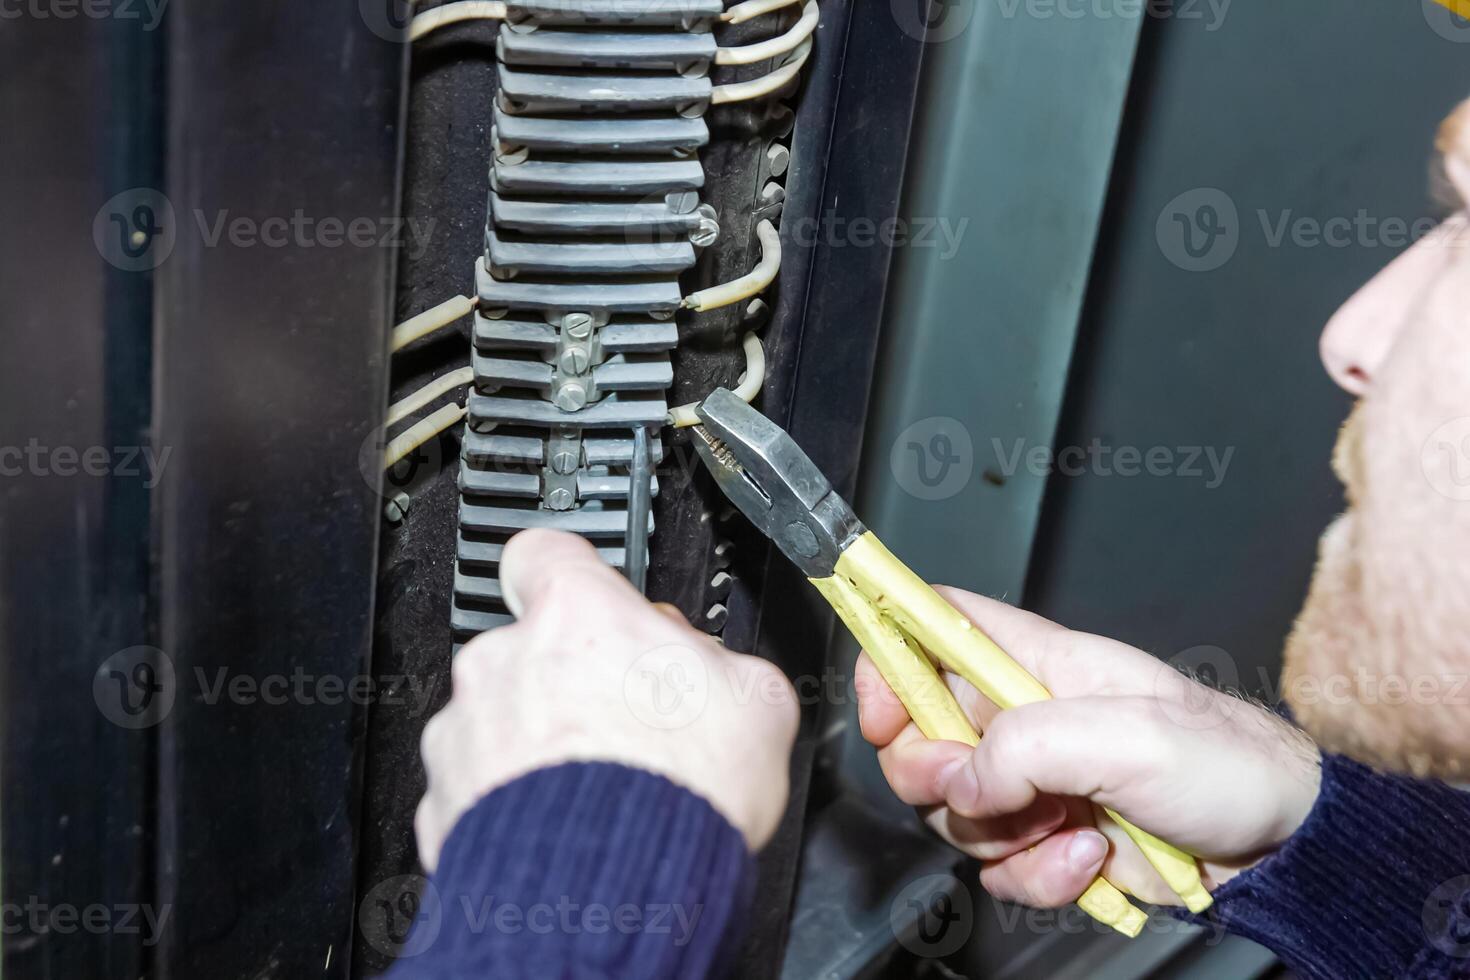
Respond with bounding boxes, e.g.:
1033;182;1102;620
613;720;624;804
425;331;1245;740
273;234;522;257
691;388;866;579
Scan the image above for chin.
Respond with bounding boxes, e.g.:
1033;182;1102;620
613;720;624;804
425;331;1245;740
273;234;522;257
1282;514;1469;782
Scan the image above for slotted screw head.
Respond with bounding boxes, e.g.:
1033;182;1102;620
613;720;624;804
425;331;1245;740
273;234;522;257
546;487;575;511
551;450;579;475
564;313;593;339
554;383;588;412
559;347;590;375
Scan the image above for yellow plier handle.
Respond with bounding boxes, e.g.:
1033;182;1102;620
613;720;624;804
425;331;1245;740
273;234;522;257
685;389;1211;935
817;533;1213;933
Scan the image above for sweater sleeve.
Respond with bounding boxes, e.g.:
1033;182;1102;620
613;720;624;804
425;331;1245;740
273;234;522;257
1187;753;1470;980
384;762;756;980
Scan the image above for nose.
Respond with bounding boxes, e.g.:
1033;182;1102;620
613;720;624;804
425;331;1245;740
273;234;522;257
1319;232;1451;396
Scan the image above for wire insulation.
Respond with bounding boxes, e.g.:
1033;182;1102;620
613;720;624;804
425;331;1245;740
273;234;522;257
716;1;819;64
392;295;475;352
722;0;802;24
682;220;781;312
386;367;476;428
385;402;467;470
410;1;507;40
710;39;812;104
669;333;765;428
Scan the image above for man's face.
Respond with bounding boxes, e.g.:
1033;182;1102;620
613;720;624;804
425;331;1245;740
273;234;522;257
1283;100;1470;779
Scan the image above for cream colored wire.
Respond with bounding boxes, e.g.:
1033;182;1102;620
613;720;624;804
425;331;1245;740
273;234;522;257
386;366;475;428
410;1;507;40
682;220;781;312
722;0;802;24
391;294;475;352
711;39;812;104
716;1;818;65
385;402;468;470
669;333;765;428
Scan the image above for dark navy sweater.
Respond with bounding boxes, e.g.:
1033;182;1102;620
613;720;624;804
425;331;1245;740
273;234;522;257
388;754;1470;978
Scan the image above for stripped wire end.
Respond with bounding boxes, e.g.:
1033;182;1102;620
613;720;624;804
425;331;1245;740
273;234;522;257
692;425;741;474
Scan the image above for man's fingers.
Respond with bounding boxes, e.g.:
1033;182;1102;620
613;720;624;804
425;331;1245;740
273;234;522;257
945;696;1166;822
977;827;1111;910
855;652;916;747
873;723;972;805
500;528;634;620
924;797;1069;862
930;587;1165;699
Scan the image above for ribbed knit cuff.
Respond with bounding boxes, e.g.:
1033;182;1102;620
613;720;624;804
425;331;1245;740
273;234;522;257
386;762;756;980
1185;753;1470;980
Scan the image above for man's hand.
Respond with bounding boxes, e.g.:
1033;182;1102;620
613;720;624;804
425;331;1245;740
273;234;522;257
414;529;799;871
856;587;1323;908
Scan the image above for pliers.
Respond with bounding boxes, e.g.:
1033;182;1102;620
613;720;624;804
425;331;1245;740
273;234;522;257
690;387;1212;937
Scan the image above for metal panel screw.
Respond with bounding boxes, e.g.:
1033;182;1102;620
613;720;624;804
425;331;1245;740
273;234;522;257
551;451;579;475
384;492;411;525
564;313;593;339
766;144;790;177
546;487;575;511
559;347;590;375
554;382;588;412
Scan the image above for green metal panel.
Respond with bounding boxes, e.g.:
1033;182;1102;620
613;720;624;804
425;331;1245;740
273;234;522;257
856;6;1144;599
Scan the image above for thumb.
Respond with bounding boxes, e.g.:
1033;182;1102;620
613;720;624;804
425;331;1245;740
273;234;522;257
499;528;632;620
944;696;1167;822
